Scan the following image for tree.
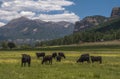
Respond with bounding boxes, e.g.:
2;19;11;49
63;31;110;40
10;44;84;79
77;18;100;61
1;41;8;49
7;42;16;49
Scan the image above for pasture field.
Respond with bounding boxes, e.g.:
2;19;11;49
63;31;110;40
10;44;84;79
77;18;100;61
0;50;120;79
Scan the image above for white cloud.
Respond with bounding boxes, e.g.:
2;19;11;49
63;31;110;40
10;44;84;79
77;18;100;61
1;0;74;12
34;12;79;23
20;11;35;18
0;0;79;25
0;10;20;21
0;10;35;21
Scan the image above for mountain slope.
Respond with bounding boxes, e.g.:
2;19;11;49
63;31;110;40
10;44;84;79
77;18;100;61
74;15;108;32
36;7;120;46
0;17;74;43
74;7;120;33
41;17;120;46
93;18;120;32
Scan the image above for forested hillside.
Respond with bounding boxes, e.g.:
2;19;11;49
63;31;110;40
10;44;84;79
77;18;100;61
37;17;120;46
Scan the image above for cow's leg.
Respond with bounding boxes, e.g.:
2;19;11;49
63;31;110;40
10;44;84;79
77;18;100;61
28;62;31;67
41;60;44;64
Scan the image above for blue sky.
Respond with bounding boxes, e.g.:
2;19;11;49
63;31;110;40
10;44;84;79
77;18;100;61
67;0;120;19
0;0;120;26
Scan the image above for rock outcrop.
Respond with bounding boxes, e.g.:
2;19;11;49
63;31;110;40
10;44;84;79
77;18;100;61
111;7;120;18
74;7;120;33
74;15;108;32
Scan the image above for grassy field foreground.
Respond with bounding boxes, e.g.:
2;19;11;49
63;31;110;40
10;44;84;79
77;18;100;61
0;51;120;79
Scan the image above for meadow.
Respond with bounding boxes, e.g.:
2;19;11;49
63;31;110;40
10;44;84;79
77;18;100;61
0;49;120;79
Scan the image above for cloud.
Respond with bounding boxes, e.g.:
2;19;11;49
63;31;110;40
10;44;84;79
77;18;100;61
1;0;74;12
20;11;35;18
34;12;79;23
0;10;20;22
0;0;79;25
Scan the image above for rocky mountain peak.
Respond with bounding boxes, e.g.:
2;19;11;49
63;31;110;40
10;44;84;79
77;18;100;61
74;15;108;32
0;17;74;43
11;16;29;22
111;7;120;18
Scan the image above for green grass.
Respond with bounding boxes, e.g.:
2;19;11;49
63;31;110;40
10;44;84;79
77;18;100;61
1;44;120;51
0;51;120;79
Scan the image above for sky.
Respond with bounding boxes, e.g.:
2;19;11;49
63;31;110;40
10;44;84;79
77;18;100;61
0;0;120;27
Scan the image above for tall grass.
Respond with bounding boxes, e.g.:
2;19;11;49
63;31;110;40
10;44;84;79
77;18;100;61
0;51;120;79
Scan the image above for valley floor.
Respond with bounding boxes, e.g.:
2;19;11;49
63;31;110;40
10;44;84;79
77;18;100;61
0;50;120;79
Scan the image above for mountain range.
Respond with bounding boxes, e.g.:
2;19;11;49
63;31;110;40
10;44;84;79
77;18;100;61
0;7;120;44
0;17;74;43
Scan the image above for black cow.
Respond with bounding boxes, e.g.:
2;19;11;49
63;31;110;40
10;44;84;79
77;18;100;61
41;55;53;64
77;53;90;63
21;54;31;67
56;55;62;62
58;52;66;58
36;52;45;58
90;56;102;64
52;52;57;58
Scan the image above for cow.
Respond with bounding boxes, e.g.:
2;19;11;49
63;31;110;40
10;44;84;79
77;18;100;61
58;52;66;58
36;52;45;59
90;56;102;64
52;52;57;58
77;53;90;63
41;55;53;64
21;54;31;67
56;55;62;62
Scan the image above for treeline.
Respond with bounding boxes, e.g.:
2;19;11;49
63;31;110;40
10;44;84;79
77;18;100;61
36;29;120;46
0;30;120;49
36;18;120;46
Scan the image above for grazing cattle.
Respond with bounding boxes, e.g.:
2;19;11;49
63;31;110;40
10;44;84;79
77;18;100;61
52;52;57;58
36;52;45;58
58;52;66;58
41;55;53;64
56;55;62;62
77;53;90;63
21;54;31;67
90;56;102;64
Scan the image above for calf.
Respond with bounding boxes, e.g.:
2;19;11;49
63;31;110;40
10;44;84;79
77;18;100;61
90;56;102;64
21;54;31;67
